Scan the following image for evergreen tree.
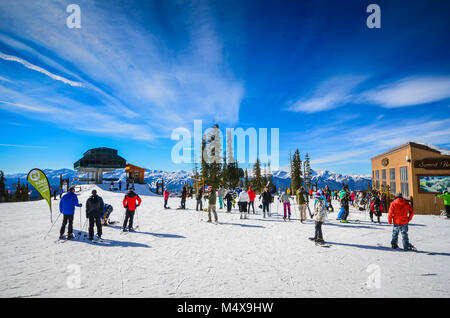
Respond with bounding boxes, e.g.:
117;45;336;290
244;169;249;187
0;171;6;203
290;149;303;194
252;157;264;192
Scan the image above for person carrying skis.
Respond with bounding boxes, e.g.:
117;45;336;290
370;195;383;223
280;191;292;221
260;187;272;218
204;186;218;223
196;188;203;211
59;187;82;240
180;186;187;209
309;193;327;245
388;193;416;251
436;190;450;218
238;187;250;219
296;187;309;223
122;188;142;232
217;186;225;210
247;186;256;214
86;189;104;241
164;189;170;209
224;189;234;213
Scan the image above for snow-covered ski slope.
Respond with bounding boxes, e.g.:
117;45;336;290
0;185;449;297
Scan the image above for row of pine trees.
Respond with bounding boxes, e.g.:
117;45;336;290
191;125;312;194
0;171;31;203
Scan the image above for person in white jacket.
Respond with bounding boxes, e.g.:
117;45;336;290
238;189;250;219
309;195;328;244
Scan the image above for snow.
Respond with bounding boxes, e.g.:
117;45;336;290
416;142;450;156
0;185;449;297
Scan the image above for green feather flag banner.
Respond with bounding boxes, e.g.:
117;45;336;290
27;168;52;222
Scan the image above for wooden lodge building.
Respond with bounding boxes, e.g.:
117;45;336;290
371;142;450;215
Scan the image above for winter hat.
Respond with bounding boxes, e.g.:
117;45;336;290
394;193;403;198
92;189;97;195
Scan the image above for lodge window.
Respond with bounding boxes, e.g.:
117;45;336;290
389;168;396;194
400;166;409;198
375;170;380;189
382;169;387;189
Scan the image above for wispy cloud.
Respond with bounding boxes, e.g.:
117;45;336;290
0;52;84;87
287;75;367;113
361;76;450;108
0;143;47;149
288;75;450;113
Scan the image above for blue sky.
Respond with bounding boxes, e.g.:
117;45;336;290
1;0;449;175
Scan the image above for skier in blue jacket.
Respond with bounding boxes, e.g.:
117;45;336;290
59;187;82;239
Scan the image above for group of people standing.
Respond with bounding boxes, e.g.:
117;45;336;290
58;186;142;241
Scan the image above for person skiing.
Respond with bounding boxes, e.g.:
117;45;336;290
388;193;416;251
309;193;327;245
164;189;170;209
102;203;113;225
122;188;142;232
180;186;187;209
370;195;383;223
296;187;309;223
204;186;218;223
217;186;225;210
260;187;272;218
280;191;291;221
247;186;256;214
59;187;82;240
436;190;450;218
224;189;234;213
85;189;104;241
238;188;250;219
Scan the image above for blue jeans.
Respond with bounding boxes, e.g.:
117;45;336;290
391;224;409;250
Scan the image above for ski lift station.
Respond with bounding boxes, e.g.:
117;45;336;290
74;147;126;184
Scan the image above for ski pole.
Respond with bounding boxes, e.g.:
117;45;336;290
43;213;62;239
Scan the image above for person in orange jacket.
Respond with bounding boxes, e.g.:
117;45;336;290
122;188;142;232
388;193;416;251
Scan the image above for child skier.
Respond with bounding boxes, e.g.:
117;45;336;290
370;195;383;223
436;190;450;218
388;193;416;251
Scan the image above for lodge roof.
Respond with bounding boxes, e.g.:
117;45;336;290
371;142;449;160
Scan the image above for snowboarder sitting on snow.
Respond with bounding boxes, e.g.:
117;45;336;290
122;188;142;232
436;190;450;218
86;190;104;240
102;203;114;225
204;186;218;223
309;193;328;245
164;189;170;209
59;187;82;240
370;196;383;223
388;193;416;251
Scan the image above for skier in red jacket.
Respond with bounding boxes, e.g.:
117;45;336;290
388;193;415;251
122;188;142;232
247;186;256;214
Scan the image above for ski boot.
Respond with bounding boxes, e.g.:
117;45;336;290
308;237;316;241
340;219;349;223
59;234;65;240
315;239;325;245
405;243;417;251
67;233;75;240
122;228;128;233
391;243;399;249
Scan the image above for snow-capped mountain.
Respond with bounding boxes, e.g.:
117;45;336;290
4;167;371;195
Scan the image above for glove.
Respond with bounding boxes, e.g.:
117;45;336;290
79;203;83;207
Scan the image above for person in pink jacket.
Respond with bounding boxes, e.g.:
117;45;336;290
164;189;170;209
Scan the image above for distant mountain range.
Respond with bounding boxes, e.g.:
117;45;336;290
4;168;371;196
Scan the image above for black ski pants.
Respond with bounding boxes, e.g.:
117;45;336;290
88;215;102;239
314;221;323;241
123;209;135;230
60;214;74;236
342;205;350;220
